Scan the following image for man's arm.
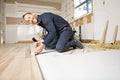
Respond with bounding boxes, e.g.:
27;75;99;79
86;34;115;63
42;20;57;46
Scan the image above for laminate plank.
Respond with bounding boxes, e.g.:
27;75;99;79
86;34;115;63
0;43;43;80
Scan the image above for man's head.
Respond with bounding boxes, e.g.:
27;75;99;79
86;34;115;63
22;13;38;24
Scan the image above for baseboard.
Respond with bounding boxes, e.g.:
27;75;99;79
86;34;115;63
81;39;120;44
115;40;120;44
18;40;33;43
81;39;100;43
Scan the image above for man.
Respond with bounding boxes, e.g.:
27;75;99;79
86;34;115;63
22;12;83;54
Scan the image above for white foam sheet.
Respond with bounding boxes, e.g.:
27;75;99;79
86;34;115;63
36;50;120;80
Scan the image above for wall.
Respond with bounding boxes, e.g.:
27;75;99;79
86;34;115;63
93;0;120;43
5;25;17;43
17;25;34;41
16;2;61;17
61;0;74;23
71;0;120;42
0;0;1;44
4;3;17;43
61;0;94;40
0;0;5;44
81;23;94;39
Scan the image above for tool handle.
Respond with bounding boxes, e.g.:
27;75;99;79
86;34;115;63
32;37;38;42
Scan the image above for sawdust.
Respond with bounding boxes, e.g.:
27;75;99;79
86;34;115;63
89;43;120;50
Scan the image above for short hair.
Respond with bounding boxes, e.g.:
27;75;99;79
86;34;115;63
22;12;32;19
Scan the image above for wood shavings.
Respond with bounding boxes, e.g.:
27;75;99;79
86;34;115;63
89;43;120;50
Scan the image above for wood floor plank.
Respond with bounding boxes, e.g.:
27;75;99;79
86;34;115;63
0;43;43;80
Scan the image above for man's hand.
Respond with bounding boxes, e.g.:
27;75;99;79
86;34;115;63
35;41;42;47
35;43;45;55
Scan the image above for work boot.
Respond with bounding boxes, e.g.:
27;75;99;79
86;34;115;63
73;45;77;49
74;39;84;49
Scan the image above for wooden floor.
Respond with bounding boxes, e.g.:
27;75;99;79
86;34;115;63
1;43;119;80
0;43;43;80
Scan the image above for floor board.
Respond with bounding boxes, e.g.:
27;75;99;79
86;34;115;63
0;43;43;80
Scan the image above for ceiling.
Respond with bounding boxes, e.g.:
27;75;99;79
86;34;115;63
36;0;64;3
5;0;64;10
5;0;64;4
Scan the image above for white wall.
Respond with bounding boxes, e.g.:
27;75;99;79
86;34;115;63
5;3;17;17
61;0;74;23
17;25;34;41
81;23;94;39
0;0;5;44
5;25;17;43
93;0;120;43
16;2;61;18
69;0;120;42
5;3;17;43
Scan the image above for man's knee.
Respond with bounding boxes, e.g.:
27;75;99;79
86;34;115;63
56;46;65;52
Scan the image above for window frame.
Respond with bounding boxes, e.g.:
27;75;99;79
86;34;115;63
74;0;93;19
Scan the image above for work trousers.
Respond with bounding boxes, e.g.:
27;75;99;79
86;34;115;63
45;27;76;52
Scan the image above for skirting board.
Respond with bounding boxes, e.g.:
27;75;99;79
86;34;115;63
81;39;100;43
18;40;33;43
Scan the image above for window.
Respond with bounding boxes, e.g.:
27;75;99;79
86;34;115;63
74;0;92;19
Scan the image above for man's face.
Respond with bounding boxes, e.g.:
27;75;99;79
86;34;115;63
24;13;38;24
